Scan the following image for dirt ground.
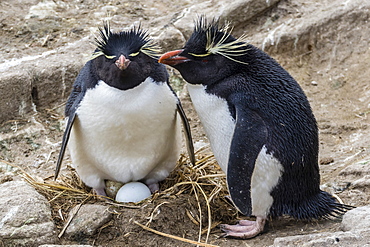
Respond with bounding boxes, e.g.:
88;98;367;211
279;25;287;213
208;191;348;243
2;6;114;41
0;0;369;246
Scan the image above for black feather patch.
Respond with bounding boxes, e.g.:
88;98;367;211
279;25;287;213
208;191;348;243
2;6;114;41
91;22;160;60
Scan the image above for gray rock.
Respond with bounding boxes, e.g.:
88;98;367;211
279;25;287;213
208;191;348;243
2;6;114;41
156;25;186;51
258;0;370;56
65;204;112;239
39;245;92;247
0;161;19;184
273;206;370;246
0;37;90;124
0;181;56;246
341;205;370;232
339;161;370;179
25;1;58;20
170;0;280;39
351;175;370;190
218;0;281;25
273;230;370;247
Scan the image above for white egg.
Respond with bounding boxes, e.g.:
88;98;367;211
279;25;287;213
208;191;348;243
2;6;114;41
115;182;151;203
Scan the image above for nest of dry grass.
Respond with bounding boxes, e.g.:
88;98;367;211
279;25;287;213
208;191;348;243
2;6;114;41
19;146;237;247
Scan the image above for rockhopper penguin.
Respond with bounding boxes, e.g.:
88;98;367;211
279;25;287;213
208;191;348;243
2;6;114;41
159;17;353;239
55;23;195;196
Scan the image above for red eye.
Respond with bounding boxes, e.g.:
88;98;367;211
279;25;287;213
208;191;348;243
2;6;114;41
202;59;209;63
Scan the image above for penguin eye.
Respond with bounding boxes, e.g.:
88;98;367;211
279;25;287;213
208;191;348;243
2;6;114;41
104;55;116;59
129;51;140;57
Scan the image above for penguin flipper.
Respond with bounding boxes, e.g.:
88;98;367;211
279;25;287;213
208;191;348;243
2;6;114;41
177;102;196;165
54;112;76;180
54;63;88;180
227;100;268;216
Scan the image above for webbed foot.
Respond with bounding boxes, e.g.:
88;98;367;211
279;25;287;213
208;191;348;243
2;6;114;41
94;188;107;196
147;183;159;193
220;217;266;239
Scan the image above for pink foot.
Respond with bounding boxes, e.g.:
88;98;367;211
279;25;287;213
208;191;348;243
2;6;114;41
94;188;107;197
147;183;159;193
220;217;266;239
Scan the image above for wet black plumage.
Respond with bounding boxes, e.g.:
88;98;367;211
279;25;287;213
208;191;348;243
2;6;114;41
160;17;353;222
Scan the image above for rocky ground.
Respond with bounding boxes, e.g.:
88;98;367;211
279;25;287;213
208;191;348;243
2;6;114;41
0;0;370;246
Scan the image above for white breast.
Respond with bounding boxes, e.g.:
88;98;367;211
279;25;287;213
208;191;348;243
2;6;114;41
68;77;181;189
187;84;235;173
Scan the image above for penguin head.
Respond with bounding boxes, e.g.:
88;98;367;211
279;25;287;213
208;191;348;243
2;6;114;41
91;23;164;90
159;17;249;85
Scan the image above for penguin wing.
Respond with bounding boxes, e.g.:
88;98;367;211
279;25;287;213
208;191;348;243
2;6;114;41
176;102;196;165
54;112;76;180
54;62;92;179
227;95;268;216
164;77;196;166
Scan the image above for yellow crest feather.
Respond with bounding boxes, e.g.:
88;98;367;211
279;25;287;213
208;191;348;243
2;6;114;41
89;21;161;61
193;17;249;65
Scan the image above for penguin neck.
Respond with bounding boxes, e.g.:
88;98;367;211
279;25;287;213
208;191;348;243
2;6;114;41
103;71;145;90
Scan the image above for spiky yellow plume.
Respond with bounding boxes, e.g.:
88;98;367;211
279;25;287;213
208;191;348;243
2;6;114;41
90;21;161;61
191;17;250;65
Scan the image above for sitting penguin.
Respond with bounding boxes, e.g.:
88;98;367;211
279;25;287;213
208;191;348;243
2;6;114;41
159;17;353;239
55;23;195;196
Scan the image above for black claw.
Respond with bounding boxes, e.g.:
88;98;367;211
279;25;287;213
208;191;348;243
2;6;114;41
219;224;226;230
219;232;229;238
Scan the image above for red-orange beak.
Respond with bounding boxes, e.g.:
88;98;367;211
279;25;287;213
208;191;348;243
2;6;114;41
115;55;131;70
158;49;191;66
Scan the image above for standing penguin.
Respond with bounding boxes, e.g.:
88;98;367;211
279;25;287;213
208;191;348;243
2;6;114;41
55;23;195;196
159;17;352;239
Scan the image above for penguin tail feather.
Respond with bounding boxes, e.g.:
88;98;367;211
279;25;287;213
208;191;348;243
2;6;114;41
297;191;354;220
271;190;355;220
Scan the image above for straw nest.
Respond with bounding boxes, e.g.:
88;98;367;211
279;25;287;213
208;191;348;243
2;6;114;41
20;146;239;246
